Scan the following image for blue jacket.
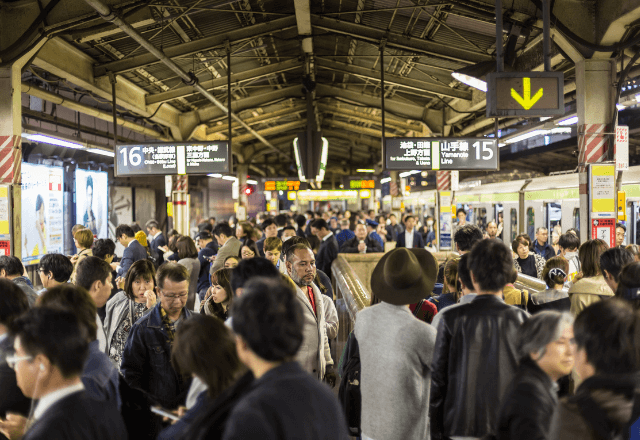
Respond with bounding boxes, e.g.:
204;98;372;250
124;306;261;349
533;240;555;261
117;239;148;277
149;233;167;265
82;340;121;410
197;241;217;294
396;230;425;249
121;303;193;409
222;362;349;440
336;229;355;249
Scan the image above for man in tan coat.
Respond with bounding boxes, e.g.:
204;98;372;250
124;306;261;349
285;243;336;386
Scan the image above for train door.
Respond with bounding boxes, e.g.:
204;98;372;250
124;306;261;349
509;207;518;242
546;202;562;250
630;202;640;244
560;200;579;237
493;203;503;241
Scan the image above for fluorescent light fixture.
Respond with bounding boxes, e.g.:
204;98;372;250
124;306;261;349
539;117;552;121
87;148;115;157
356;169;375;173
23;134;83;149
222;175;237;181
635;94;640;102
504;127;572;144
557;116;578;126
617;104;626;111
247;179;258;185
451;72;487;92
399;170;420;178
293;138;306;182
207;173;222;178
315;137;329;182
380;177;391;184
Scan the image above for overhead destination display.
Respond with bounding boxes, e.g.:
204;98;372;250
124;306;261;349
385;137;498;171
486;72;565;117
115;142;230;176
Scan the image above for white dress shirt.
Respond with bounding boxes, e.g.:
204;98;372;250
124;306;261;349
96;314;107;352
33;382;84;421
405;229;414;249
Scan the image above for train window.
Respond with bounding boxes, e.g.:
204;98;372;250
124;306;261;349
573;208;580;233
527;207;535;242
510;208;517;241
547;202;562;234
476;208;487;230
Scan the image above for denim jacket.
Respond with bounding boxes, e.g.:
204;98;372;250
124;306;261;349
120;303;193;409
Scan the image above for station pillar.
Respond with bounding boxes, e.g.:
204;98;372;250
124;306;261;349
171;175;189;236
575;59;617;243
437;171;452;250
389;171;399;212
237;164;248;219
0;66;23;259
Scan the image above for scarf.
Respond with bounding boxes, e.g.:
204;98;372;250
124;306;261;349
160;307;178;345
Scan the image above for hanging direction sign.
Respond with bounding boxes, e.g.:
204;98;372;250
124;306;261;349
385;137;498;171
115;142;230;176
486;72;565;117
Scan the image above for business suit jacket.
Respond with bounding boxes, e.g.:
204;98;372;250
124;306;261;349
396;230;425;249
0;336;31;440
291;281;333;380
22;391;127;440
340;236;383;253
117;239;148;276
149;233;167;265
316;234;339;279
210;237;242;275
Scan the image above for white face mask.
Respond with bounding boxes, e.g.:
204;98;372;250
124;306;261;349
427;220;434;226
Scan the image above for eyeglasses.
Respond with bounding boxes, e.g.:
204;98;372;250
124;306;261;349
5;354;33;370
161;292;188;300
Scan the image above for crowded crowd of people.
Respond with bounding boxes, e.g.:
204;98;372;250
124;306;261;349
0;208;639;440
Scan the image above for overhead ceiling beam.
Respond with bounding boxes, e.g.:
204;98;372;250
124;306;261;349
146;58;302;105
233;120;307;144
316;58;472;100
324;119;392;139
206;104;307;135
310;15;492;64
318;103;421;132
93;15;298;77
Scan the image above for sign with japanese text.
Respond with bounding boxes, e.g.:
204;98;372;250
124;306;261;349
591;218;615;247
115;142;230;176
349;179;375;189
264;180;301;191
589;164;616;218
616;126;629;171
385;137;498;171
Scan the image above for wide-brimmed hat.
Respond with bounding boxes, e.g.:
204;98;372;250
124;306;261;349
370;247;438;305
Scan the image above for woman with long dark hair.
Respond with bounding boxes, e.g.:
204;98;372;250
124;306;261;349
201;268;233;321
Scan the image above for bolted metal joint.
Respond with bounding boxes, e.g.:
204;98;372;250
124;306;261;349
182;71;199;87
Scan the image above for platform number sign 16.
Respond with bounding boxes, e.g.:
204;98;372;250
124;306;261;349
119;146;142;167
472;141;494;161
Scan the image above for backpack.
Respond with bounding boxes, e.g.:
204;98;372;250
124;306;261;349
338;334;361;436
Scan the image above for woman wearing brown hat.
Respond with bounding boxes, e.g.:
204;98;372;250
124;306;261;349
354;247;438;440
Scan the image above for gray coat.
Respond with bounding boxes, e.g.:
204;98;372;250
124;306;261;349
291;281;333;380
355;302;437;440
103;291;152;356
178;257;200;311
210;237;241;275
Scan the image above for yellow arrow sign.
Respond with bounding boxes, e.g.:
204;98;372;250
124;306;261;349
510;77;544;110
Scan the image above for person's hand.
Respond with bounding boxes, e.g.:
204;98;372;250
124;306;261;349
115;276;125;290
324;364;337;388
70;254;79;264
204;286;213;301
110;262;120;271
159;245;169;253
144;290;157;309
357;242;366;252
162;406;186;425
0;413;28;440
208;255;216;262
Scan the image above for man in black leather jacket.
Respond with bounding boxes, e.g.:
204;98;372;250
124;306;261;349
430;239;529;440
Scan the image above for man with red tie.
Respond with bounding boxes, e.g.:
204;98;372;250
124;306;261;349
284;243;336;388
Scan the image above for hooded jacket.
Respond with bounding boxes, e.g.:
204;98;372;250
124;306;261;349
568;275;613;316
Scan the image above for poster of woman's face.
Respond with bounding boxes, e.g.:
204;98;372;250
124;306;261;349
75;169;108;239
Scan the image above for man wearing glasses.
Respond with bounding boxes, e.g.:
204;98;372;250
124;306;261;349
120;262;193;438
1;308;126;440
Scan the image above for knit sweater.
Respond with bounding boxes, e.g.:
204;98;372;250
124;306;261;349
354;302;437;440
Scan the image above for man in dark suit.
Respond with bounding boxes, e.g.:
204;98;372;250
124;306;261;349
111;224;148;278
0;280;31;440
196;231;218;301
340;224;383;253
0;308;126;440
396;215;425;249
310;219;339;279
255;219;278;257
146;220;167;265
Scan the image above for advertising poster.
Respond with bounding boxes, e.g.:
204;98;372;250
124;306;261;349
109;186;133;239
21;163;64;265
76;169;108;239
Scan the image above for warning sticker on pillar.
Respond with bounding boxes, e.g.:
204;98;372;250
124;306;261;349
591;218;615;247
589;164;616;218
616;126;629;171
172;175;188;193
0;135;21;184
437;171;451;191
578;124;609;172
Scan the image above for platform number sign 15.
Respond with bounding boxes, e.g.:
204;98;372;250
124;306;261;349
472;141;494;161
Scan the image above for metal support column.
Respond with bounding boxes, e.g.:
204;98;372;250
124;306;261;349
0;66;22;258
237;163;249;209
576;59;617;243
380;40;386;169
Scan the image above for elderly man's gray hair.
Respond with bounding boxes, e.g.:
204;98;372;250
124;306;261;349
517;311;574;359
